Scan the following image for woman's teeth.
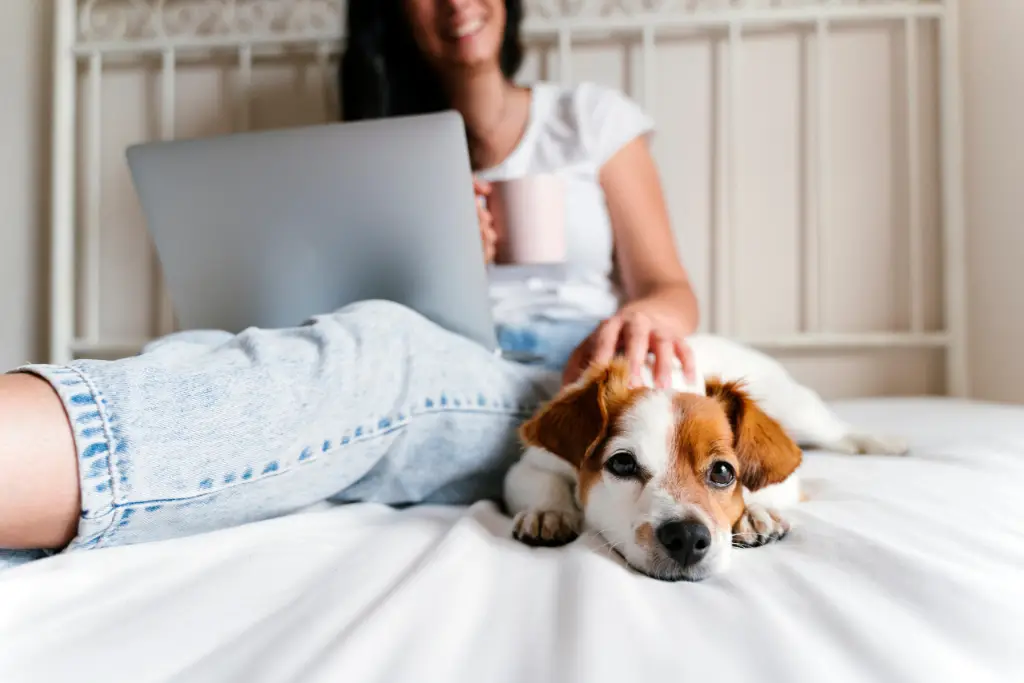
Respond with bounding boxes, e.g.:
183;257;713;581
452;19;484;38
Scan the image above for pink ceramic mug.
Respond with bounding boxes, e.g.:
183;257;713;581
487;174;567;265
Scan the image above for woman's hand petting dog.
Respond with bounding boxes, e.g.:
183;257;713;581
562;304;697;390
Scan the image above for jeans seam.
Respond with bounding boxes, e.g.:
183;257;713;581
282;397;535;480
300;399;534;457
113;469;293;509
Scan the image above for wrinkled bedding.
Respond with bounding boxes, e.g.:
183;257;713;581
1;398;1022;683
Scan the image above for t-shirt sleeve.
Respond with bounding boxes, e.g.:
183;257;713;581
575;82;655;168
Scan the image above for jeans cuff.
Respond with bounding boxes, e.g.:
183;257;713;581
14;363;122;551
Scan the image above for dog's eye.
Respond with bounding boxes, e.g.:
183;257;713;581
707;461;736;488
605;451;640;478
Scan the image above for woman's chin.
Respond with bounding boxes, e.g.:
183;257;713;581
445;54;497;72
440;38;501;70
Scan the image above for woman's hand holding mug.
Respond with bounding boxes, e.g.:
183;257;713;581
474;177;498;264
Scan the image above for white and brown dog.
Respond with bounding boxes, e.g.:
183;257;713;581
503;336;907;582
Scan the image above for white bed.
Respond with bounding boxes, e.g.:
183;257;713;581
1;398;1022;682
7;1;1015;681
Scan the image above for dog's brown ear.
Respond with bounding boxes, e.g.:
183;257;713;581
519;358;634;468
706;377;802;490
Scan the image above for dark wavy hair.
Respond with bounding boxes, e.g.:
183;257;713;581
339;0;525;121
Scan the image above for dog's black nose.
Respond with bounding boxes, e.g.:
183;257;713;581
656;519;712;567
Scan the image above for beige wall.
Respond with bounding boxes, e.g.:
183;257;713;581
0;1;1020;402
0;0;51;368
962;0;1024;403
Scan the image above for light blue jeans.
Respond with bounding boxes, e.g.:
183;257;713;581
0;301;598;572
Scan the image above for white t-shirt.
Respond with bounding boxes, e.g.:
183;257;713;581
475;81;655;326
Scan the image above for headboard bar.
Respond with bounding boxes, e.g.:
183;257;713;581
938;0;969;397
70;3;947;54
807;17;828;336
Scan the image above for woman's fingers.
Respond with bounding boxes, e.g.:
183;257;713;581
561;315;693;390
478;202;495;237
651;334;675;389
473;177;492;197
674;338;696;383
477;198;497;262
590;317;624;368
623;316;652;383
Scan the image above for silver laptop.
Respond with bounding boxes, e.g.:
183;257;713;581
125;111;499;352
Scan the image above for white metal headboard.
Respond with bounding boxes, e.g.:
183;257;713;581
50;0;968;396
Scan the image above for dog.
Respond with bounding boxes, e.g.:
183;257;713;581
502;335;908;582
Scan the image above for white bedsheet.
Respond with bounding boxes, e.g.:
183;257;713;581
1;398;1022;683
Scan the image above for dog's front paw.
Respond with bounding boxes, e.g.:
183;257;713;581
732;504;790;548
512;509;581;547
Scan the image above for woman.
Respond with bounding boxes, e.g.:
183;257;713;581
0;0;698;571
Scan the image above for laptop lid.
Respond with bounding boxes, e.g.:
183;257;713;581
125;111;498;352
